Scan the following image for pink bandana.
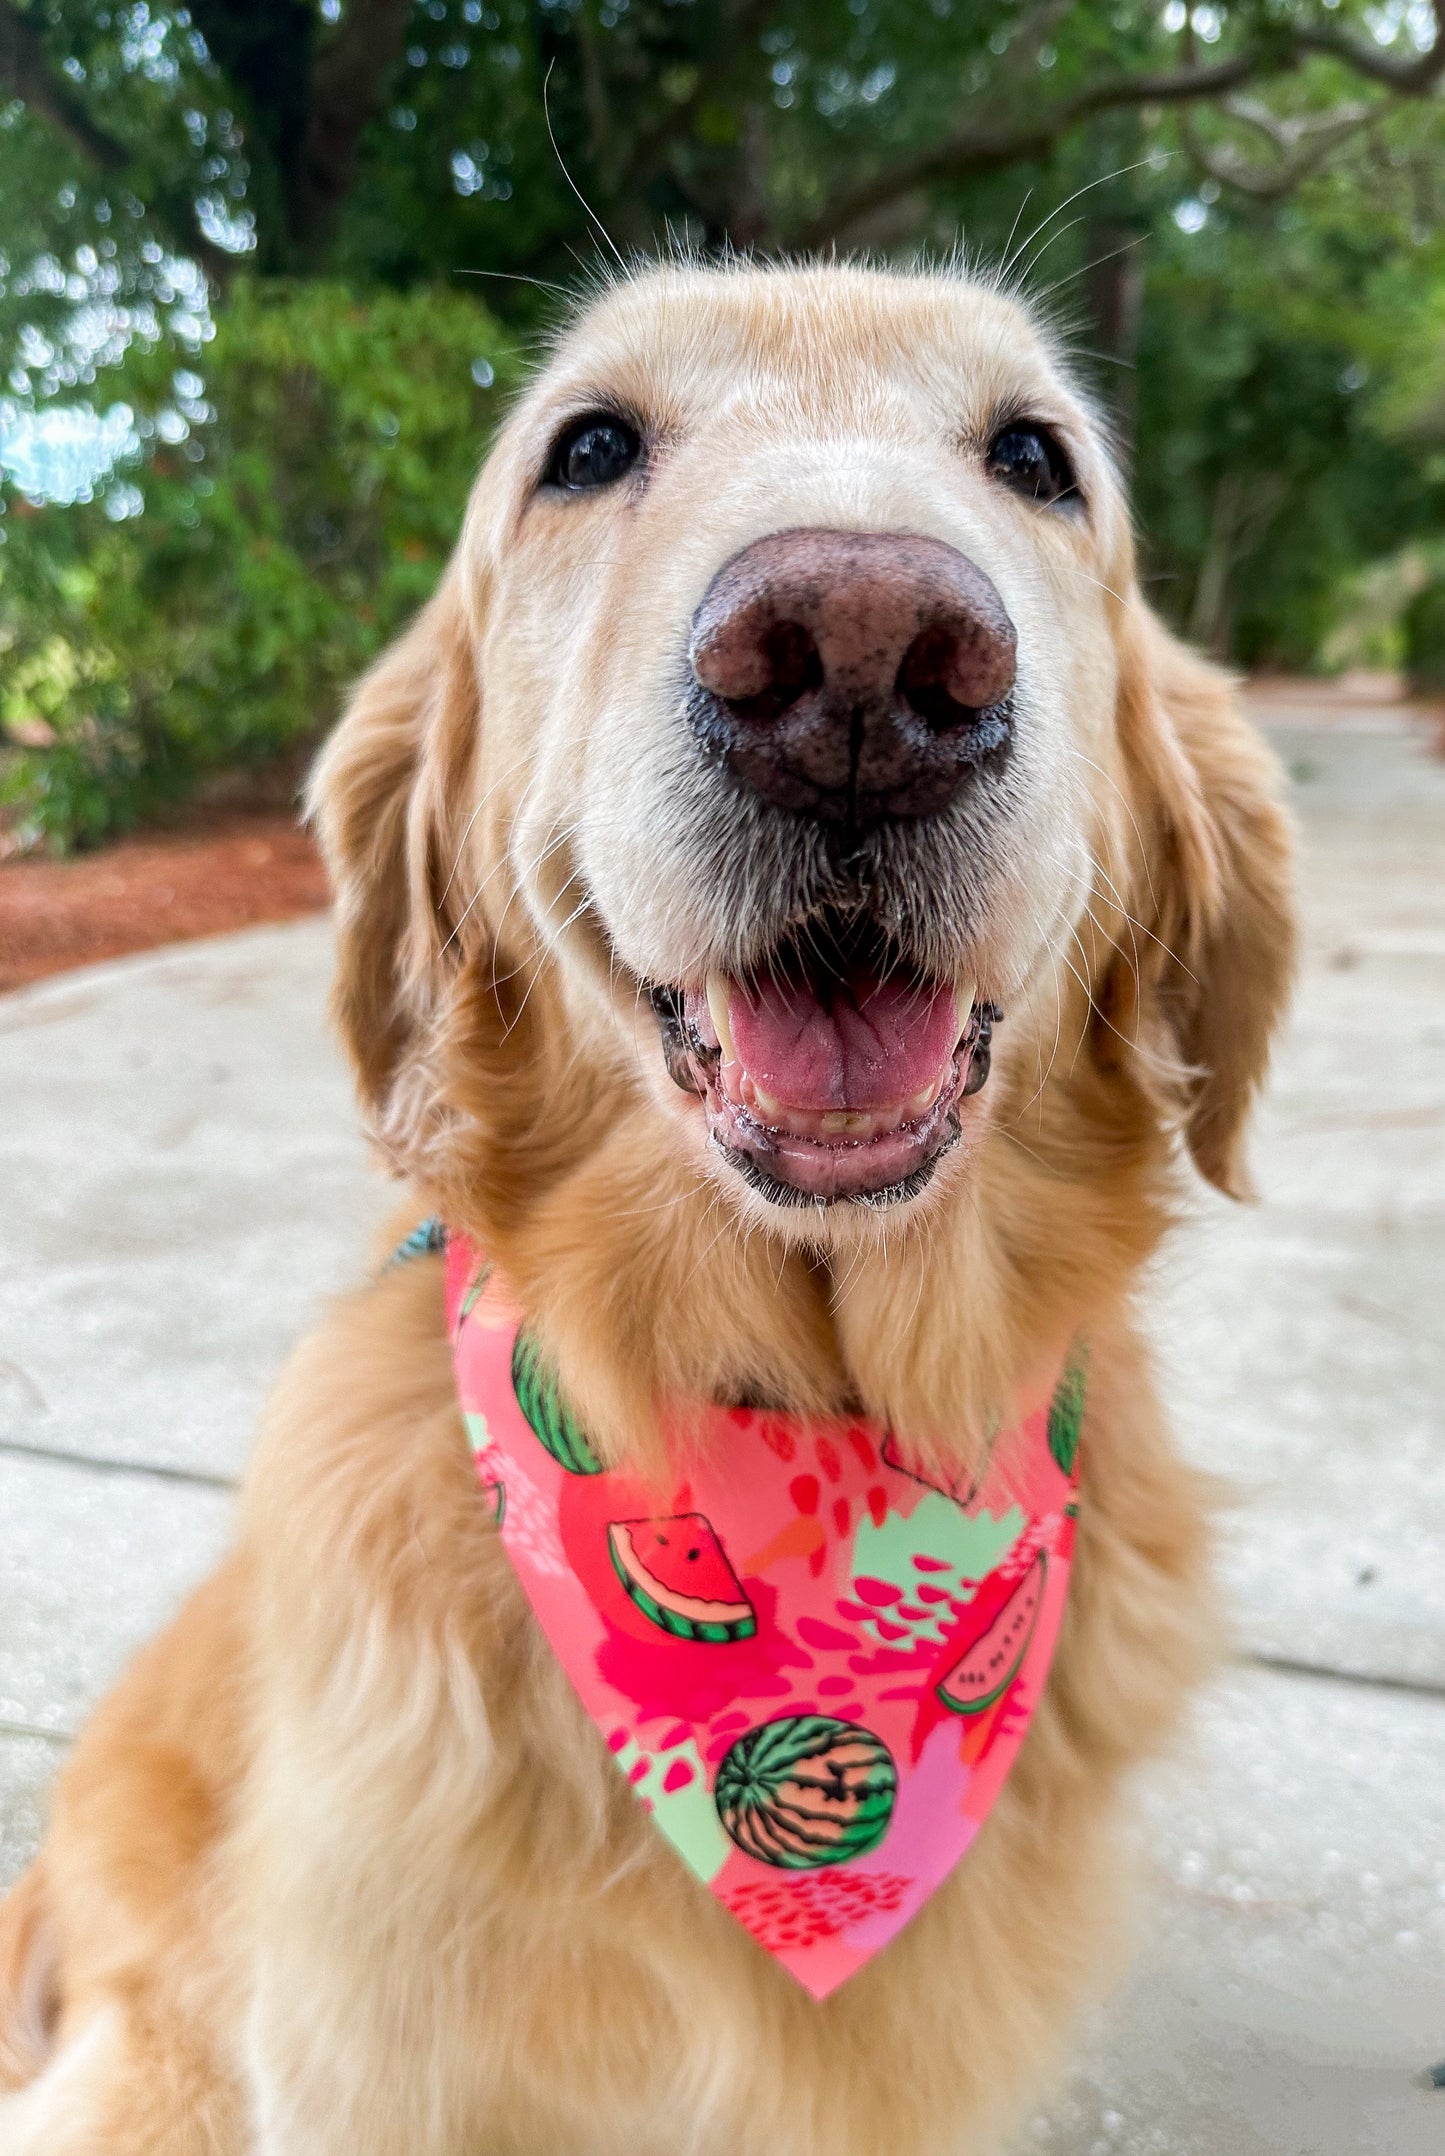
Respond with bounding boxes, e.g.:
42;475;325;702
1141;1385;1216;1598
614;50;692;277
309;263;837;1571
446;1233;1082;1997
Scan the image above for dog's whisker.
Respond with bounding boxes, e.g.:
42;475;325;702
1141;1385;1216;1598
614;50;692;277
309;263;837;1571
1064;742;1166;924
1011;922;1068;1122
440;766;556;958
438;744;539;909
997;156;1163;290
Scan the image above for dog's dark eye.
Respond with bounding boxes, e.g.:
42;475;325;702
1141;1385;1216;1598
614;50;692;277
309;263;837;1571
545;413;642;492
986;423;1077;507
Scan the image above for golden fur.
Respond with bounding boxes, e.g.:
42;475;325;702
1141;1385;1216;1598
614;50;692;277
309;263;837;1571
0;262;1296;2155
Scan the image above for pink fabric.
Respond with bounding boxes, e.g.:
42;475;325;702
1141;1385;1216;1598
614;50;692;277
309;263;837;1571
448;1235;1081;1998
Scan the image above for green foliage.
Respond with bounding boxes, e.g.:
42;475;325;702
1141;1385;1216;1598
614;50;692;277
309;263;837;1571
1130;170;1445;665
1;281;513;848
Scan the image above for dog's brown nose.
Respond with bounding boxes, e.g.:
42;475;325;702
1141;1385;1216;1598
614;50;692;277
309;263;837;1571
687;529;1017;826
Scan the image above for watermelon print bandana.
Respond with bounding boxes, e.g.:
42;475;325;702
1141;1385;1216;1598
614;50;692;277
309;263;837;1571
445;1232;1083;1998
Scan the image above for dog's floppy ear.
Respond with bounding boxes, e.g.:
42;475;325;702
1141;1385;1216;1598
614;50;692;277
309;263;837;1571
1099;604;1297;1200
307;565;482;1139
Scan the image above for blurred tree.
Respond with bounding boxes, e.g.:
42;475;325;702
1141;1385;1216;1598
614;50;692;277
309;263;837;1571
1132;116;1445;659
0;281;513;846
2;0;1443;282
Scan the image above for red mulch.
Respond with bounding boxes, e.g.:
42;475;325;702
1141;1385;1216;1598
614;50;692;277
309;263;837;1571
0;811;330;994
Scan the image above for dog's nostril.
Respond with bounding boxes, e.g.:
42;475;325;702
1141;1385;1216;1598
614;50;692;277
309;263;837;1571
897;626;975;732
766;621;823;703
896;621;1016;731
729;622;823;724
693;616;824;723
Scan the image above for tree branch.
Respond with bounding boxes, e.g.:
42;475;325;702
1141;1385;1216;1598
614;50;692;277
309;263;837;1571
794;51;1265;246
1296;0;1444;91
1223;93;1374;151
793;7;1445;251
0;0;131;173
1181;100;1375;199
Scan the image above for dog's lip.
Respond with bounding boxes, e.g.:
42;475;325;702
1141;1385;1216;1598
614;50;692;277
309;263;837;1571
651;977;999;1206
704;1063;968;1202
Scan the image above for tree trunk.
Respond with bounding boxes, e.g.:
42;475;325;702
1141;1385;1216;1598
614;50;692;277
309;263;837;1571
1081;219;1145;460
1188;472;1244;658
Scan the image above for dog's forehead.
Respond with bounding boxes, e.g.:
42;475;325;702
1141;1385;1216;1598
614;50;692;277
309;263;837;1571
533;266;1074;435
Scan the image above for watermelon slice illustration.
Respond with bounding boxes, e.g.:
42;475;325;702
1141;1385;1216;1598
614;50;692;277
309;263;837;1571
607;1513;757;1642
936;1551;1046;1715
480;1478;505;1527
511;1331;604;1474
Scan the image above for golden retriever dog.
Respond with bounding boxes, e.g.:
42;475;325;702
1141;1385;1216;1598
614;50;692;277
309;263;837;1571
0;260;1295;2155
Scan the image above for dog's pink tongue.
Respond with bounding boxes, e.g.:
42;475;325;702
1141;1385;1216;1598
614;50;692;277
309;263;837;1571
729;975;958;1112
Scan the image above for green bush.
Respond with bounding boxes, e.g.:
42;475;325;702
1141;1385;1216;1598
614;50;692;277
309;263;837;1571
0;282;516;851
1404;577;1445;696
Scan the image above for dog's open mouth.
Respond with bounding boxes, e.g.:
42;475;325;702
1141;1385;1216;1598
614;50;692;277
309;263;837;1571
651;916;999;1207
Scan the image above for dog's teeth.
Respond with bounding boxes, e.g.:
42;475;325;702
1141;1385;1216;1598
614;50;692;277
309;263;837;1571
955;981;977;1044
751;1084;784;1119
906;1077;942;1116
705;974;737;1063
823;1110;876;1137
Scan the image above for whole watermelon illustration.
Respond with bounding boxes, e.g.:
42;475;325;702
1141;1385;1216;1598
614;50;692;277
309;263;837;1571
936;1552;1046;1715
511;1331;604;1474
715;1715;897;1870
608;1513;756;1642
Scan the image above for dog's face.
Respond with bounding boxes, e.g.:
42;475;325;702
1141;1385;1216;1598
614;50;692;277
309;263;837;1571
452;266;1133;1228
315;262;1293;1284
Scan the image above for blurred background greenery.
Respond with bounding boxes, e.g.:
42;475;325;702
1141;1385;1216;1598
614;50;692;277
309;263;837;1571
2;0;1444;849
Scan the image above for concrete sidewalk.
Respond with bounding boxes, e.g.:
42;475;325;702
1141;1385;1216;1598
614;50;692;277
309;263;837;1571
2;707;1443;2152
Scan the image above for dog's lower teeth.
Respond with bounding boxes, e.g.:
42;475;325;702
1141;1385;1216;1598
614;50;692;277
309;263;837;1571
907;1078;942;1116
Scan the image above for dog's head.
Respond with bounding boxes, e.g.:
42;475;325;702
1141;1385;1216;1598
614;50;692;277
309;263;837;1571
311;263;1294;1417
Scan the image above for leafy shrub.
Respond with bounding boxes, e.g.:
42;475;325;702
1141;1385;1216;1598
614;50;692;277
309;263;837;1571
0;281;515;851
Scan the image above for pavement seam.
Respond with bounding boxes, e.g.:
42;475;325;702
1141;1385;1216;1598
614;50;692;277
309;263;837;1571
0;1718;73;1748
0;1437;236;1492
1245;1649;1445;1703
